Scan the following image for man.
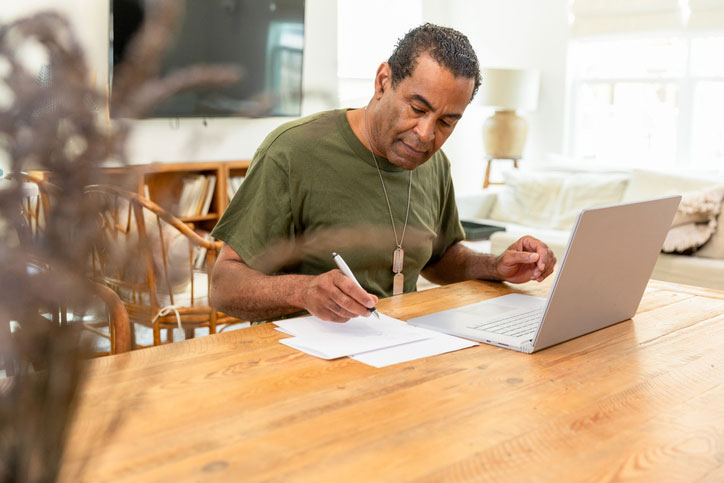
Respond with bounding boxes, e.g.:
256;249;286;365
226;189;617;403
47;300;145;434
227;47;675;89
210;24;556;322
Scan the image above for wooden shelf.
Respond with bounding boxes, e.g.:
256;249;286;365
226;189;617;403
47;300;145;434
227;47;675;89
102;160;251;232
29;160;251;232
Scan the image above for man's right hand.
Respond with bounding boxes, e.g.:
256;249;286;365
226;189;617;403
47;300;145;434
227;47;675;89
301;269;379;322
211;244;379;322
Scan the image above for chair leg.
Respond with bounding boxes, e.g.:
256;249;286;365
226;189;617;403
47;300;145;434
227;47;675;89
109;311;115;354
1;317;15;377
184;328;195;340
60;303;67;325
130;322;138;349
153;322;161;346
210;310;217;335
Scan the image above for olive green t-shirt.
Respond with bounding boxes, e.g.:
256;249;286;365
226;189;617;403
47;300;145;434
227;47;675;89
211;109;464;298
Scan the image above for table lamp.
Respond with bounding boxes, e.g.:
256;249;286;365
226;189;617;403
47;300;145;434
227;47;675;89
479;68;540;160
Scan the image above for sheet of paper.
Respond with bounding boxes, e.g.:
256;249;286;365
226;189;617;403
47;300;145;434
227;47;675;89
275;313;432;359
280;337;346;360
351;328;478;368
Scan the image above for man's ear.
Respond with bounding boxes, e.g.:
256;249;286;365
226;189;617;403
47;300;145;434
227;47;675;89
374;62;392;100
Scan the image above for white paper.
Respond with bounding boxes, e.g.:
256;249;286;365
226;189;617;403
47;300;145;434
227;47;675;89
351;328;478;368
275;313;478;365
280;338;342;359
274;313;431;359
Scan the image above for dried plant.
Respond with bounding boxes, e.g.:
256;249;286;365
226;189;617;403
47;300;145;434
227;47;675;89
0;1;240;481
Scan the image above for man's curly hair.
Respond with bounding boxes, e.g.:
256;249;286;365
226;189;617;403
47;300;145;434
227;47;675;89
387;23;481;103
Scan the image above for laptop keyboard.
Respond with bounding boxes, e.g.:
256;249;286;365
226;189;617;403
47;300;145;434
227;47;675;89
466;308;545;338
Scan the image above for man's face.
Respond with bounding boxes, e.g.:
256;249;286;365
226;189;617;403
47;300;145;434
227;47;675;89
370;53;475;170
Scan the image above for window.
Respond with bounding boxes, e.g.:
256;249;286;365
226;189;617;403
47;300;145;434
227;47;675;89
567;34;724;169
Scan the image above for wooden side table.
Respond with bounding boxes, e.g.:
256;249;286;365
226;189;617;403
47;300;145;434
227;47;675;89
483;156;519;188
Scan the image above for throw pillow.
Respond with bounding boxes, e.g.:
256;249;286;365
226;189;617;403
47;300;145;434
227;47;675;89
662;186;724;253
552;174;629;230
488;171;565;228
695;192;724;259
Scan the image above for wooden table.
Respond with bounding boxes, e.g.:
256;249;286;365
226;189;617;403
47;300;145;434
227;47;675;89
60;280;724;482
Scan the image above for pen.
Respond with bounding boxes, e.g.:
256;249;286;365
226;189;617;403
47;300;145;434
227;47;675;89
332;252;380;319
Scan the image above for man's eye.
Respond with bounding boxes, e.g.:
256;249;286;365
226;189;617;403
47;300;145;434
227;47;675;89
440;119;451;128
411;106;424;114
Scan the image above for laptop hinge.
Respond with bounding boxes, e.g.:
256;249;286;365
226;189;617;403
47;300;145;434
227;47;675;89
521;340;535;354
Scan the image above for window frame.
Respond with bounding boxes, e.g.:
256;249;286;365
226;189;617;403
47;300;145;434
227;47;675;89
565;30;724;169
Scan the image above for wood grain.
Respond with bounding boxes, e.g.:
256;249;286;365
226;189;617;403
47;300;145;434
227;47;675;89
59;280;724;482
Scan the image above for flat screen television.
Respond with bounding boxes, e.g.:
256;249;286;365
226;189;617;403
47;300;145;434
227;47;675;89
111;0;305;118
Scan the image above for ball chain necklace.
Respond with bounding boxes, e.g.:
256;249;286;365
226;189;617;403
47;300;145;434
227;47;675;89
363;106;412;295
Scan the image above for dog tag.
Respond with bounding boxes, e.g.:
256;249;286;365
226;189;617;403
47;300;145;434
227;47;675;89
393;272;404;295
393;247;404;273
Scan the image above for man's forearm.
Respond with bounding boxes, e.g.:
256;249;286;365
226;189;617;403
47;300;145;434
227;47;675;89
211;243;380;323
210;258;312;321
421;242;502;285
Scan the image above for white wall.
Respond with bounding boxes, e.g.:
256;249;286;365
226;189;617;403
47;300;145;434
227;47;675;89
428;0;570;195
0;0;109;79
0;0;338;170
335;0;569;195
0;0;111;173
1;0;568;195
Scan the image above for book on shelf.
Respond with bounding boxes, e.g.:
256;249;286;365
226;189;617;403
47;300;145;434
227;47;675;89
227;175;245;201
193;176;210;217
193;231;213;270
177;174;218;218
176;174;204;217
198;174;216;216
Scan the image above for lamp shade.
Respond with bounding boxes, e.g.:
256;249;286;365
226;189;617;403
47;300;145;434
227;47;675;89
478;68;540;111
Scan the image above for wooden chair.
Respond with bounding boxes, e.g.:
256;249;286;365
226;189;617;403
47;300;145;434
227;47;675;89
85;184;243;347
87;282;132;355
0;282;130;377
2;172;132;357
9;171;53;244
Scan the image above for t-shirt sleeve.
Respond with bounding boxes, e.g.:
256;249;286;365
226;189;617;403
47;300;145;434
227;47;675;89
211;151;295;273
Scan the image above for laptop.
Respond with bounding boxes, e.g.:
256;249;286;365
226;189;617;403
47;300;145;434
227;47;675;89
408;196;682;353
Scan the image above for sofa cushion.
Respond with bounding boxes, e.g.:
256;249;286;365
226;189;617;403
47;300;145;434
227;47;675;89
652;253;724;290
621;169;720;202
552;173;629;229
488;170;628;230
489;171;565;228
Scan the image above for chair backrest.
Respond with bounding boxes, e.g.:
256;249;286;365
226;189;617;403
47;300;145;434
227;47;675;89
1;177;132;360
85;184;222;323
5;172;55;243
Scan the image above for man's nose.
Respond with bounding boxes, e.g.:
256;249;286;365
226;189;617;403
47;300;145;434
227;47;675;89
415;116;435;144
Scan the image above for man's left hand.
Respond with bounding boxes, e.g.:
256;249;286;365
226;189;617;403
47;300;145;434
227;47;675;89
495;236;556;283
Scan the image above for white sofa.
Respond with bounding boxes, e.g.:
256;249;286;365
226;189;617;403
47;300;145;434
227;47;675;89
457;165;724;291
